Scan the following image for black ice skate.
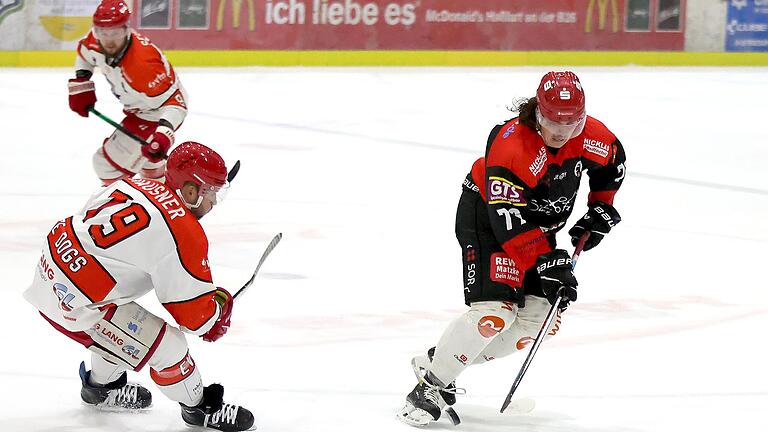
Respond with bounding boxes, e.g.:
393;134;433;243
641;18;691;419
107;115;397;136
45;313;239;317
397;349;463;427
427;346;458;407
79;362;152;410
181;384;255;431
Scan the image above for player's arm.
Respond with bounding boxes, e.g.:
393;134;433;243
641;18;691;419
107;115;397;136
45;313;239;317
150;243;232;342
569;137;626;251
586;137;626;205
68;36;98;117
125;44;187;160
124;43;187;129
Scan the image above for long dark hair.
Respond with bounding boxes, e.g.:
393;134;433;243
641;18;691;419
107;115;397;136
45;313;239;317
510;97;538;131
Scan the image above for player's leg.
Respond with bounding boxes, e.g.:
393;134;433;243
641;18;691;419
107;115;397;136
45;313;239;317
92;146;133;185
80;302;254;430
148;322;255;431
399;189;524;426
93;114;156;185
140;159;165;180
79;354;153;410
475;296;563;362
35;309;154;410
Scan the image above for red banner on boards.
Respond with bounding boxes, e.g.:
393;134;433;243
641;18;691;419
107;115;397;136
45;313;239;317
132;0;685;50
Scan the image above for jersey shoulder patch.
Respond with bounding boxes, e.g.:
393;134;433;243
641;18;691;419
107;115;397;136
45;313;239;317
486;122;541;187
579;116;618;163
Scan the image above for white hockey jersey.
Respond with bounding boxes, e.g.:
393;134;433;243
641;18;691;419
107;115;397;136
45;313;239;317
24;178;220;335
75;30;188;129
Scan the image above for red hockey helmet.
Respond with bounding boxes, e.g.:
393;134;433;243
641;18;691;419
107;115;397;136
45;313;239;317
536;71;585;124
93;0;131;28
165;142;229;208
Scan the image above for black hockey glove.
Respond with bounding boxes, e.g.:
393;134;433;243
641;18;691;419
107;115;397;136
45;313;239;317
536;250;578;309
568;202;621;251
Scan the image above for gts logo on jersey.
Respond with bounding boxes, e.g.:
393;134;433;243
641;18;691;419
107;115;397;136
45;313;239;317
488;177;526;206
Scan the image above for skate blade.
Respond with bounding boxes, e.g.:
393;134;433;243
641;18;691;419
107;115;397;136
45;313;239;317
82;400;153;412
396;403;433;427
184;423;257;431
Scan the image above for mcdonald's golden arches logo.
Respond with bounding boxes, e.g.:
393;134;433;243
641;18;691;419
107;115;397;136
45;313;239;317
216;0;256;31
585;0;619;33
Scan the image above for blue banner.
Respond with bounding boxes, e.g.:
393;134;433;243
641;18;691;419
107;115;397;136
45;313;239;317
726;0;768;51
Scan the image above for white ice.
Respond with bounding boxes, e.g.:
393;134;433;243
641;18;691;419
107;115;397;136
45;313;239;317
1;66;767;431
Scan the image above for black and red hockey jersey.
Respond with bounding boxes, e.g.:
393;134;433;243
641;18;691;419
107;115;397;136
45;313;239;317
464;116;626;288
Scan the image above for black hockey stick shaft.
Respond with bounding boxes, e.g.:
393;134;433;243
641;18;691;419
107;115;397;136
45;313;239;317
233;233;283;301
500;233;589;413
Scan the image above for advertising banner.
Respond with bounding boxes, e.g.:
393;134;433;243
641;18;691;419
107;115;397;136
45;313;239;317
725;0;768;51
0;0;101;50
0;0;685;51
132;0;685;50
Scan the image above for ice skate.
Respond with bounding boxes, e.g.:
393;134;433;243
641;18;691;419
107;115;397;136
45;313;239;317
397;349;463;427
181;384;256;431
79;362;152;410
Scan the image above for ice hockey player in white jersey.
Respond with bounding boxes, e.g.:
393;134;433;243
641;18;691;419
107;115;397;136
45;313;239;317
24;142;255;431
67;0;188;185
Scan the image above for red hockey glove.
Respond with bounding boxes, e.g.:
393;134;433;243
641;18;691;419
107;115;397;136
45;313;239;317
141;125;174;162
68;78;96;117
202;288;233;342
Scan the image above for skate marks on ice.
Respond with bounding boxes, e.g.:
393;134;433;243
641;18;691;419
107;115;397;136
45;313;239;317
0;402;185;432
396;402;643;432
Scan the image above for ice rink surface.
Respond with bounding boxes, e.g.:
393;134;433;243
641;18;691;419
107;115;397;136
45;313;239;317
1;66;767;431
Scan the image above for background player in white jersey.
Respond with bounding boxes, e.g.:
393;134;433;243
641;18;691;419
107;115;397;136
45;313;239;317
68;0;188;185
24;142;254;431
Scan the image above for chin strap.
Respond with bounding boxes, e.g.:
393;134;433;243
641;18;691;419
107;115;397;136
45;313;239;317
176;188;203;209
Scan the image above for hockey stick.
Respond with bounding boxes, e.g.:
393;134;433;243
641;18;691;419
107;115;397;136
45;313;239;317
233;233;283;301
499;233;589;413
88;107;150;146
227;160;241;182
87;107;173;160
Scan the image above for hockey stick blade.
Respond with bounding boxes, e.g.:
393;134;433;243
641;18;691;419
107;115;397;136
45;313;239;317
233;233;283;301
227;160;241;183
501;397;536;415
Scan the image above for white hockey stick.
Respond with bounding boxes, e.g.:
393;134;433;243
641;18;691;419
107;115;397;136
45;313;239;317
233;233;283;301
